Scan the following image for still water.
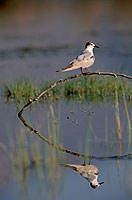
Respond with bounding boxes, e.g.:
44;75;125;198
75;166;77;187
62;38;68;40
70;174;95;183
0;0;132;83
0;0;132;199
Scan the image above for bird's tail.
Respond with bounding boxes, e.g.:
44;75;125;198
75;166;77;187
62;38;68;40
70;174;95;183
56;62;73;72
56;69;63;72
56;67;68;72
60;164;78;171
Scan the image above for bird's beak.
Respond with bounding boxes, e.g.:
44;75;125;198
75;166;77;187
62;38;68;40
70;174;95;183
99;182;104;186
95;45;99;48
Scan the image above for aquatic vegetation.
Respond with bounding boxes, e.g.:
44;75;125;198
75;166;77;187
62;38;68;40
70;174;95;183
4;78;38;104
3;76;132;104
121;83;131;151
115;82;122;156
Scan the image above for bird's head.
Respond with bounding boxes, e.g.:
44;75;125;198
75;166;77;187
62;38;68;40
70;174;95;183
85;42;99;49
90;181;104;189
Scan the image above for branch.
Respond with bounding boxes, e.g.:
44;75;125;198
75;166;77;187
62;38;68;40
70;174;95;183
18;71;132;159
18;71;132;117
18;111;132;160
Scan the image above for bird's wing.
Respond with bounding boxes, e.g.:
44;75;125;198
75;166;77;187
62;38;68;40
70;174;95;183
56;48;93;72
56;61;74;72
61;164;81;171
76;51;92;61
62;164;87;176
56;56;84;72
86;173;97;182
69;52;91;67
78;169;97;181
56;50;92;72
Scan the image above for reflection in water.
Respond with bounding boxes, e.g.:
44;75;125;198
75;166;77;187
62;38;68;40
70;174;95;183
18;83;132;160
62;163;104;189
1;103;132;199
0;0;132;199
115;82;122;156
18;108;132;160
16;99;132;198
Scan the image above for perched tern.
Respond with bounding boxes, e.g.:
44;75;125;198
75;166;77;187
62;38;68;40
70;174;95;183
62;163;104;189
56;42;99;74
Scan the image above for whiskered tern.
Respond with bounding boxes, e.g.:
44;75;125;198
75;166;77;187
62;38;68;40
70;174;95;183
56;42;99;74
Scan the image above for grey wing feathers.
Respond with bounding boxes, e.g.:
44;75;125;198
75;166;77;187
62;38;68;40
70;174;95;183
76;51;91;61
61;164;79;171
86;173;97;182
56;50;92;72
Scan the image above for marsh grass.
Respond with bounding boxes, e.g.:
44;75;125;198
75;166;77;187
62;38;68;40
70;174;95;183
15;105;64;184
115;81;122;156
1;119;64;186
46;104;65;179
3;76;132;104
121;83;132;151
4;78;38;104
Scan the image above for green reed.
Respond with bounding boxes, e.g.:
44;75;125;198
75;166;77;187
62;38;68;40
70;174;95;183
3;76;132;104
4;78;38;104
121;83;131;151
115;80;122;156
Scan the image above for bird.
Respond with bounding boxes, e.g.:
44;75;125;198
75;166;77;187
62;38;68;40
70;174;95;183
61;163;104;189
56;42;99;74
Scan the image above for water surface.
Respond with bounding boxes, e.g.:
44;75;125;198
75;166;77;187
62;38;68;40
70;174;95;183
0;0;132;199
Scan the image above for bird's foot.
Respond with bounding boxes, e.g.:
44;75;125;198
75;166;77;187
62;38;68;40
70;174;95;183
85;68;90;74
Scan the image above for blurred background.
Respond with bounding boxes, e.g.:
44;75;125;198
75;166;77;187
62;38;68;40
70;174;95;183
0;0;132;200
0;0;132;83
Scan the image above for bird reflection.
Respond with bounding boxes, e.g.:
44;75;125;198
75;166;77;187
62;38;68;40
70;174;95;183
62;163;104;189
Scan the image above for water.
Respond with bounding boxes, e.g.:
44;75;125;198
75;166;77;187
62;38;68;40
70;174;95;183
1;99;132;199
0;0;132;83
0;0;132;199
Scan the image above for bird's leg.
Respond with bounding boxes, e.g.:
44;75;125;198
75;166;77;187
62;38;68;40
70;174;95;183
85;68;89;74
80;67;83;74
88;158;91;165
82;158;86;166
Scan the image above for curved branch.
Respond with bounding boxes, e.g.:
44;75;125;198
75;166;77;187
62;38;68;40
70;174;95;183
18;112;132;160
18;71;132;159
18;71;132;116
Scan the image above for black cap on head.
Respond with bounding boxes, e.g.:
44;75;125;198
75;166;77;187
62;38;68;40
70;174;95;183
90;182;104;189
90;183;98;189
85;42;99;49
85;42;91;49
